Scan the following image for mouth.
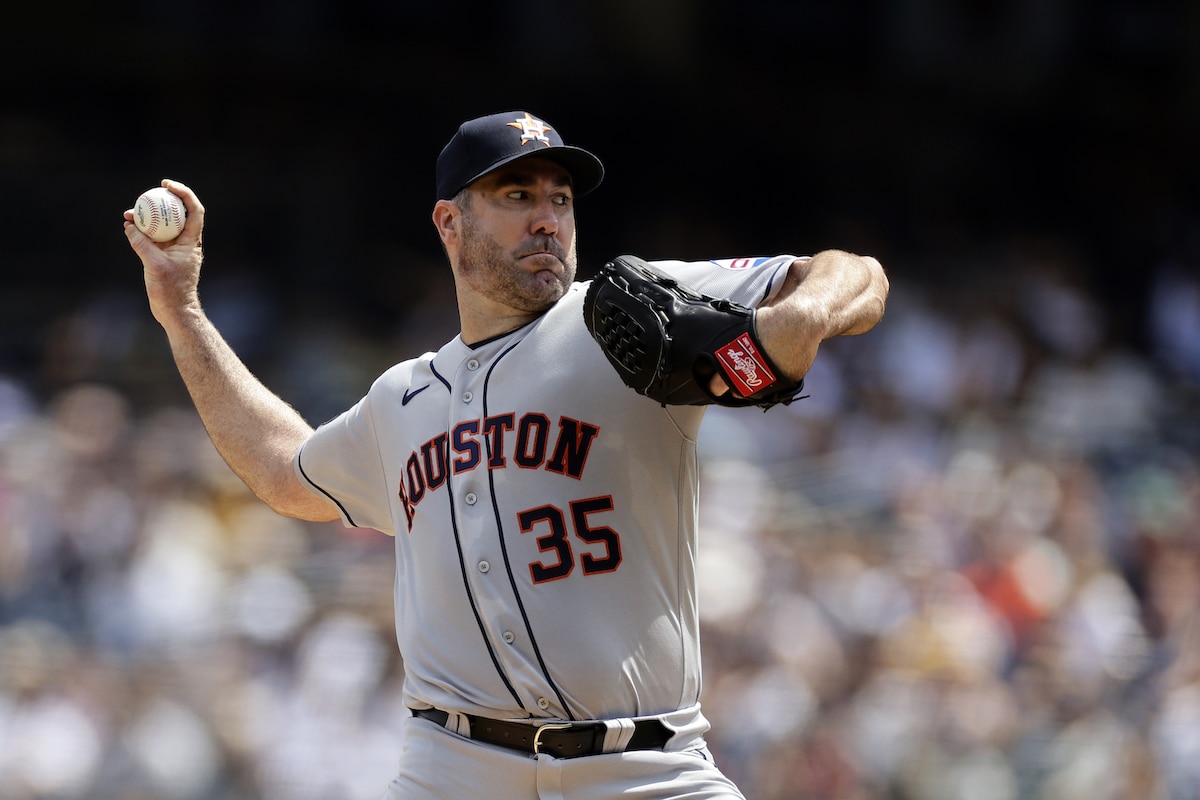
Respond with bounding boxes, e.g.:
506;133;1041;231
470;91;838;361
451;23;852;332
520;250;564;269
518;236;565;262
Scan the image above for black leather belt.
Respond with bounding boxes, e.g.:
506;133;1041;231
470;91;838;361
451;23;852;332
411;708;671;759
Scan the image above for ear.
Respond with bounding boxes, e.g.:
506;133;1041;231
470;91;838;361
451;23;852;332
432;200;460;247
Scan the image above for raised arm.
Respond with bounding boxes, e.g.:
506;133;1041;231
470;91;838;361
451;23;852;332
123;179;338;522
754;249;889;381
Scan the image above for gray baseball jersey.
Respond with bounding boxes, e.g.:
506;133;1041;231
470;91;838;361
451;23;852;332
295;255;795;724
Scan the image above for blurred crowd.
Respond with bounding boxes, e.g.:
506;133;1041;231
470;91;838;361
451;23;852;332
1;233;1199;800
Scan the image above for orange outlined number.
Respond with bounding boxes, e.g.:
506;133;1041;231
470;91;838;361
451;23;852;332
518;496;623;583
519;505;574;583
571;497;622;574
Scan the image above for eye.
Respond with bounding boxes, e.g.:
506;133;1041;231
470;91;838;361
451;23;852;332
552;194;573;207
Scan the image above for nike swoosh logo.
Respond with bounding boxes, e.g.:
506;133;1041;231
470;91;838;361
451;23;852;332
402;384;431;405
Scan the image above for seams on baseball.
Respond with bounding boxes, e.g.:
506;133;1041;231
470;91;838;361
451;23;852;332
134;187;187;242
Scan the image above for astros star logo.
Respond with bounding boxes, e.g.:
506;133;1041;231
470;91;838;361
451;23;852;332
507;113;553;146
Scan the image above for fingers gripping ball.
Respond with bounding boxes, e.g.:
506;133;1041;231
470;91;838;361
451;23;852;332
582;255;806;409
133;187;187;242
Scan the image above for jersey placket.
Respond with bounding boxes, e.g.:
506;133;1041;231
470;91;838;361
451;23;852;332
447;346;567;718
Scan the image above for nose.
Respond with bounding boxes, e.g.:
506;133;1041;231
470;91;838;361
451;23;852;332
530;197;560;236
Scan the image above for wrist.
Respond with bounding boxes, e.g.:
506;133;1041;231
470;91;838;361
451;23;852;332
154;299;206;338
754;303;823;381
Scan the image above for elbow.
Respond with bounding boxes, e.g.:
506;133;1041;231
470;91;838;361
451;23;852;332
838;254;889;337
252;468;341;523
265;492;342;523
862;254;890;325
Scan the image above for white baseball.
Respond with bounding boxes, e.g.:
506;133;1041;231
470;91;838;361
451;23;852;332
133;186;187;242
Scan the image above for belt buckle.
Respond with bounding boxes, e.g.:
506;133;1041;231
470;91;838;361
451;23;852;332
532;722;574;756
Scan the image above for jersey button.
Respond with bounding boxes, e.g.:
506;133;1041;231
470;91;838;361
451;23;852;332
537;697;551;711
464;492;478;505
478;560;490;574
466;358;480;371
462;391;474;403
502;631;515;644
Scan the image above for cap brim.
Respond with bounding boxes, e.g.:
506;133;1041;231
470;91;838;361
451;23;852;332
462;146;605;198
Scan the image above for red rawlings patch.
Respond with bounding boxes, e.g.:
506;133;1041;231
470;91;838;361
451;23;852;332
715;333;778;397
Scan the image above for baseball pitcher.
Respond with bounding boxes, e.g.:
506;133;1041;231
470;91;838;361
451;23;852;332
123;110;888;799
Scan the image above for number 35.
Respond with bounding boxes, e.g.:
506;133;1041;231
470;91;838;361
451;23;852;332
517;496;623;583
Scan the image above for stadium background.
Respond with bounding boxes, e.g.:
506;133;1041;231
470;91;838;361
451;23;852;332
2;2;1199;798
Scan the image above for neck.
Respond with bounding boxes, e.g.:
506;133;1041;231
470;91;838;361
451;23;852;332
460;316;539;347
456;293;544;346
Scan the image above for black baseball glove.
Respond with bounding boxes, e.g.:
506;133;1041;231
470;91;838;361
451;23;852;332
582;255;805;409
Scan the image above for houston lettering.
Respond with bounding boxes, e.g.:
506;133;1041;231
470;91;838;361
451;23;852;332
396;413;600;530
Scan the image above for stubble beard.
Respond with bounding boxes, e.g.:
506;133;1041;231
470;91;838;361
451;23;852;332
458;214;578;314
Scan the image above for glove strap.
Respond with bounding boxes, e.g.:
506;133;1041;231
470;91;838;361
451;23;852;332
713;330;782;398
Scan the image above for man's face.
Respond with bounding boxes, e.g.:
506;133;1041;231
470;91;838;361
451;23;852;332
453;158;578;315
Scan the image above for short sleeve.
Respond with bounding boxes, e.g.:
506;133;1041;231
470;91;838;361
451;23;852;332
648;255;798;307
294;393;395;536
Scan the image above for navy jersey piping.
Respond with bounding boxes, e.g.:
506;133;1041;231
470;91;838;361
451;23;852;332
482;337;577;720
296;442;359;528
429;361;452;392
441;430;527;711
405;358;523;709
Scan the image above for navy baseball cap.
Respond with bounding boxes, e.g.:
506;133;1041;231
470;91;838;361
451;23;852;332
435;111;605;201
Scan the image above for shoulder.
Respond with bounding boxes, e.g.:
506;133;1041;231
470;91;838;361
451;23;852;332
365;352;437;397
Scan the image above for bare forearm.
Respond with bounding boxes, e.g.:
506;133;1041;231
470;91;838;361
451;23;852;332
124;180;336;522
163;309;337;521
757;250;889;380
